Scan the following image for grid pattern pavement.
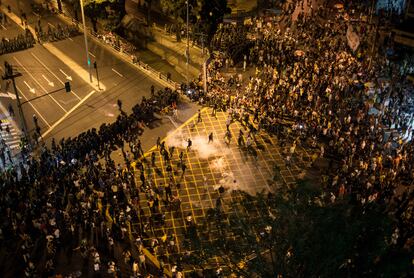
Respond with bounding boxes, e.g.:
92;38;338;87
131;107;318;272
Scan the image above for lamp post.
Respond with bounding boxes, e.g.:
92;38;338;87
79;0;93;83
186;0;190;87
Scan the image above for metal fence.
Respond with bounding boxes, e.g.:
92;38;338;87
60;13;180;90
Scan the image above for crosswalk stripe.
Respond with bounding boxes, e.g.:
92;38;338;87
0;112;21;155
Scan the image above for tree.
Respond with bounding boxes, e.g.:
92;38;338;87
143;0;152;25
197;0;231;47
160;0;199;41
159;0;230;44
72;0;125;33
83;0;105;32
57;0;63;12
64;0;80;21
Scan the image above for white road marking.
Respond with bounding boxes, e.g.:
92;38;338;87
89;52;95;58
16;85;51;128
0;92;16;99
14;57;68;113
59;98;79;105
30;53;81;100
8;92;16;99
23;81;36;94
58;68;73;81
47;22;55;28
7;91;16;99
1;6;38;41
111;68;124;77
68;37;73;41
42;74;55;87
1;24;6;30
32;12;39;17
43;43;105;91
42;90;96;138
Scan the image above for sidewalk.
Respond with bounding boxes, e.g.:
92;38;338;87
32;0;185;86
126;0;204;65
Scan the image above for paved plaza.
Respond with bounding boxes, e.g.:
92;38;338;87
131;107;319;272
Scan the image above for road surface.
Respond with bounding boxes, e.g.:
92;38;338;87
0;0;198;153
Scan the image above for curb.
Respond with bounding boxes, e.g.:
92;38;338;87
45;5;181;91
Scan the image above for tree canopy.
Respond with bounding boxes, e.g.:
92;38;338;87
159;0;231;44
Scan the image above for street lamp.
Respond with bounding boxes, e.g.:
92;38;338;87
186;0;190;87
79;0;93;83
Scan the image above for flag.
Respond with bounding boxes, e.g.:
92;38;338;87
346;25;360;52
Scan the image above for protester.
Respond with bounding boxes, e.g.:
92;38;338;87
0;86;180;277
1;1;413;277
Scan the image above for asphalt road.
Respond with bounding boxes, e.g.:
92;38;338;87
0;11;23;38
0;0;198;153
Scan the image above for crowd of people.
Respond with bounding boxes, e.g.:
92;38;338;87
211;23;250;56
97;31;137;55
198;0;414;252
1;0;413;277
35;23;80;43
0;28;35;55
0;87;182;277
0;8;78;55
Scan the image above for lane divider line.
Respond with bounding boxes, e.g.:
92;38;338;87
31;52;82;100
43;43;105;91
42;90;96;138
15;85;52;128
13;57;68;113
111;68;124;77
0;6;103;92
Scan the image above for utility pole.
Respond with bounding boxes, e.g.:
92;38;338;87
186;0;190;88
57;0;63;13
93;61;100;90
2;62;29;145
79;0;93;83
195;32;208;93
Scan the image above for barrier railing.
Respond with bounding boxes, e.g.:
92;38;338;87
55;10;181;90
90;27;181;90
